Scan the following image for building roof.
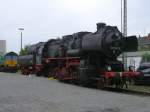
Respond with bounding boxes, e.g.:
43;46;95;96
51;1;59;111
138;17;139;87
138;36;150;46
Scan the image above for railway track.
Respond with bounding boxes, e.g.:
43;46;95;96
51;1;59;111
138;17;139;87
59;79;150;96
101;87;150;96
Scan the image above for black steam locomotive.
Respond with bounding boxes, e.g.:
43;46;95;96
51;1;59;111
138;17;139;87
18;23;138;88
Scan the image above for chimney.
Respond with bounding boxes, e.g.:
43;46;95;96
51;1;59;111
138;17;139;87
96;23;106;31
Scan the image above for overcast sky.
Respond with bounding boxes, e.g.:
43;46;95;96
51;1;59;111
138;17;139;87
0;0;149;53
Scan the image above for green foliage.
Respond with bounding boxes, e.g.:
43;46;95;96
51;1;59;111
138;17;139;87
139;45;150;51
141;53;150;63
19;45;30;55
0;55;4;65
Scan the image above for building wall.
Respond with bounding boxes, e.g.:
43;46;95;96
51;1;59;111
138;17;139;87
118;57;141;70
0;40;6;55
118;51;150;70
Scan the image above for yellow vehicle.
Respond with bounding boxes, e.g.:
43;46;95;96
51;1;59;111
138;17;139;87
4;52;18;72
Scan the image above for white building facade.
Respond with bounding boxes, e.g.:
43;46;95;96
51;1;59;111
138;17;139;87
118;51;150;70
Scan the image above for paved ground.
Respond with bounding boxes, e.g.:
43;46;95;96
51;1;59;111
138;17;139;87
0;72;150;112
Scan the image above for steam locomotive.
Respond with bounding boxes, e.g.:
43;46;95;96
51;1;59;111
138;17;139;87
18;23;138;88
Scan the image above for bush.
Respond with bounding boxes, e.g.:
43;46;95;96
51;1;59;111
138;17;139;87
141;53;150;63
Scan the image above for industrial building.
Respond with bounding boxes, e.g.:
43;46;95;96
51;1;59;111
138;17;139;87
138;36;150;50
0;40;6;55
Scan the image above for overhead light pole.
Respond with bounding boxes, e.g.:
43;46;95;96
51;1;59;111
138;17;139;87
121;0;123;32
18;28;24;52
121;0;127;70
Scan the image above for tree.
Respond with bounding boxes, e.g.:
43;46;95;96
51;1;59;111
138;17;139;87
141;53;150;63
19;45;30;55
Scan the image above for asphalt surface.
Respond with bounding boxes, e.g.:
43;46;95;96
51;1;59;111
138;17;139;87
0;72;150;112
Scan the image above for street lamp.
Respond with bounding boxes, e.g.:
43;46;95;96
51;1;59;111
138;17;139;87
18;28;24;52
121;0;127;70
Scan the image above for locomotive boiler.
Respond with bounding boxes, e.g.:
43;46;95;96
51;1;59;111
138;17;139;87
67;23;137;57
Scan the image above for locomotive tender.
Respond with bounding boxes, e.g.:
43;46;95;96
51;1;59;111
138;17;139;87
18;23;138;87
